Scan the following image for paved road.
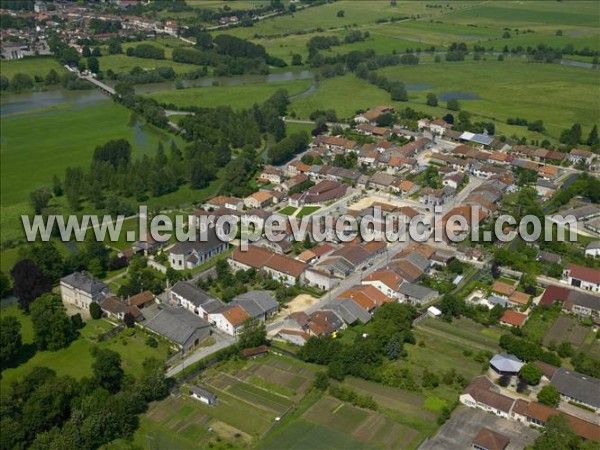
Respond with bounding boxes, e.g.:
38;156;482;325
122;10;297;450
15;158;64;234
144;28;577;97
166;330;236;378
283;118;350;129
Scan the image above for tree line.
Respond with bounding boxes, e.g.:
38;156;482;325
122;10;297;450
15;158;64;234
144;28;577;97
1;341;170;449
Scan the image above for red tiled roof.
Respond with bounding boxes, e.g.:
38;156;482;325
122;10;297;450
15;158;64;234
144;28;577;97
539;285;570;306
472;428;510;450
566;263;600;285
223;305;250;327
491;281;516;296
500;310;528;327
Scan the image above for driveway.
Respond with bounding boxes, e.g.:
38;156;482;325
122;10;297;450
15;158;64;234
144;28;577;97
166;329;236;378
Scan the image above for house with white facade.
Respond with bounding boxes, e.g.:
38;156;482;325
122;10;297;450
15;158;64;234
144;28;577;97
60;272;110;310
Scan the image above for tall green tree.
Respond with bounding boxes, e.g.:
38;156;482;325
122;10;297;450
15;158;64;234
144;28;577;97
537;385;560;407
238;317;266;349
0;316;22;365
30;293;77;351
426;92;438;106
92;348;124;393
519;363;542;385
11;259;52;311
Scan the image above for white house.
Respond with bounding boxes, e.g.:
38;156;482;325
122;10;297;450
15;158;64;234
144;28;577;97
563;263;600;293
209;305;250;336
585;241;600;258
190;386;217;405
361;269;403;299
60;272;110;310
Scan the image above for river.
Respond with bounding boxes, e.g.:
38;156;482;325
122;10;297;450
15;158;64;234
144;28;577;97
0;70;317;116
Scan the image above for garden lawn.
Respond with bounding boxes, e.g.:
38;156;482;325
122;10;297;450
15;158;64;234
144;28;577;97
416;317;501;352
1;307;170;390
146;78;312;110
296;206;320;218
278;206;297;216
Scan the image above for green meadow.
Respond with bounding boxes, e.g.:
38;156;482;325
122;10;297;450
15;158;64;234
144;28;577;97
147;78;312;109
97;54;200;75
0;101;181;243
377;59;600;140
0;56;66;79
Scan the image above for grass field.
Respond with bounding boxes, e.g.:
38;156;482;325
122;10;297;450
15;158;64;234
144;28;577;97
0;56;66;79
123;395;252;450
296;206;321;218
0;305;171;390
407;327;489;382
278;206;297;215
0;101;182;243
221;1;474;40
416;317;502;353
377;59;599;141
97;54;201;75
147;78;312;109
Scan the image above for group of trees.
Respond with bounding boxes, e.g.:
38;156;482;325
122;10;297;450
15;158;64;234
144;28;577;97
298;303;416;381
0;350;170;449
172;33;285;76
559;123;598;150
268;131;309;165
125;43;165;59
0;67;93;92
105;65;177;85
499;333;561;366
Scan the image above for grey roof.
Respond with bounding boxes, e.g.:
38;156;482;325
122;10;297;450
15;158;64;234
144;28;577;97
141;303;211;348
323;299;371;325
487;296;509;307
586;241;600;250
190;386;217;402
559;205;600;220
170;227;225;257
470;134;494;146
231;291;278;318
404;252;430;272
551;368;600;409
171;281;223;312
567;290;600;311
61;272;109;297
538;251;562;264
398;282;437;300
489;353;524;373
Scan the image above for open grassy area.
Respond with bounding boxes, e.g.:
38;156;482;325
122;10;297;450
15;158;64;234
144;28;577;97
278;206;297;216
147;78;312;110
0;101;183;243
377;59;599;141
416;317;502;353
97;54;201;75
296;206;320;218
0;305;171;390
222;1;473;40
0;56;66;79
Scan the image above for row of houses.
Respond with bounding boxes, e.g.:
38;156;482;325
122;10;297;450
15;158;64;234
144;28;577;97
460;375;599;442
277;284;397;344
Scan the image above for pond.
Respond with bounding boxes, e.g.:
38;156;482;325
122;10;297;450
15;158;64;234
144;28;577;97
0;87;106;115
438;92;481;101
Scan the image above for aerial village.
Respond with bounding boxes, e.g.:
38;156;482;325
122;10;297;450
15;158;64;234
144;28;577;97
56;102;600;448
